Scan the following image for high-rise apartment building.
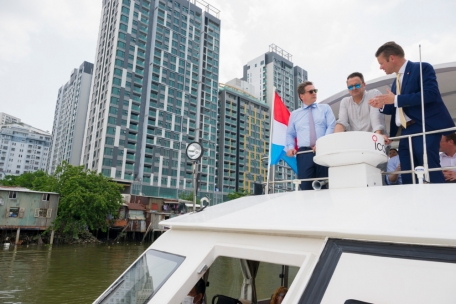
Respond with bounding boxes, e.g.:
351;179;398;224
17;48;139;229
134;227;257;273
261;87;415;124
242;45;308;191
0;124;51;178
48;61;94;174
0;113;21;125
81;0;221;195
217;80;270;193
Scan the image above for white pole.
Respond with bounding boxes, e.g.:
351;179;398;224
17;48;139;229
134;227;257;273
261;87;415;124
265;87;276;194
193;161;197;212
419;45;430;182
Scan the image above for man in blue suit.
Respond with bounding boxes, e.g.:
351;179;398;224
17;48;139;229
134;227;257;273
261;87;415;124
369;41;454;184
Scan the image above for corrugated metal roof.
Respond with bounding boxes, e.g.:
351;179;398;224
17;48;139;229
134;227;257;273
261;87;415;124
127;203;146;210
0;186;59;195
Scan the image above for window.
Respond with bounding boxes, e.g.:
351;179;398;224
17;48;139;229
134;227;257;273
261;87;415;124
42;193;50;201
300;239;456;303
7;207;20;217
9;191;16;199
96;249;185;303
34;208;52;218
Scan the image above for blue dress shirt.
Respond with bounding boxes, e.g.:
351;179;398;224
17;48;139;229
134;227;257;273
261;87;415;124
286;103;336;149
385;155;402;185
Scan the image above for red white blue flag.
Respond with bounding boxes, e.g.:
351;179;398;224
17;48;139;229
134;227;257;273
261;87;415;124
270;92;298;173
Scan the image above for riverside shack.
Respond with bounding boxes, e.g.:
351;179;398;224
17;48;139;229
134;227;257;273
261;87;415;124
0;186;60;244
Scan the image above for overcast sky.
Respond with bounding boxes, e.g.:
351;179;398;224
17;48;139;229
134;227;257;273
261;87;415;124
1;0;455;132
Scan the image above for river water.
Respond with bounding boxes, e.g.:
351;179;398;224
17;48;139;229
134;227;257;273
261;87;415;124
0;242;148;304
0;242;298;303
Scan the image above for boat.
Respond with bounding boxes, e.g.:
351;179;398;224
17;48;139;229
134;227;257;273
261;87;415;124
94;131;456;304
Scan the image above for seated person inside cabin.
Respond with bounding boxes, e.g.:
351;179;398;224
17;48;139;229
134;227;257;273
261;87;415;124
386;148;402;185
183;278;206;304
270;286;288;304
440;133;456;183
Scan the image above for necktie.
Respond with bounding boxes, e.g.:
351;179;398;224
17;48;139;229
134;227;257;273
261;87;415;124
308;106;316;147
396;73;407;128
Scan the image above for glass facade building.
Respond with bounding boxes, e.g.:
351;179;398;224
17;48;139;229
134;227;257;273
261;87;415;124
217;82;270;194
81;0;221;195
48;61;93;174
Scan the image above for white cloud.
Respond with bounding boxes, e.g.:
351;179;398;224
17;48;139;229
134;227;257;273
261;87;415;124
0;0;455;131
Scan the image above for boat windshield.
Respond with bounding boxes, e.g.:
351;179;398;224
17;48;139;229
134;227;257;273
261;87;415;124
95;249;185;304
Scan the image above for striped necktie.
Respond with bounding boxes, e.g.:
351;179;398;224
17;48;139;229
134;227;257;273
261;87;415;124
396;73;407;128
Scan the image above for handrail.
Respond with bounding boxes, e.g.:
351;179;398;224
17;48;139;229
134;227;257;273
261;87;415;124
265;127;456;192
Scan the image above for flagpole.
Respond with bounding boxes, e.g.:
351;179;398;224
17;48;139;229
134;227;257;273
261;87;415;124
265;87;276;194
419;45;430;182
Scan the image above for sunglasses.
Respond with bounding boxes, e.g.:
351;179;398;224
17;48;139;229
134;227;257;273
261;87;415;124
305;89;318;94
347;83;361;90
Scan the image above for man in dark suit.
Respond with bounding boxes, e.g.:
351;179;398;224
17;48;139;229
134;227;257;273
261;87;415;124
369;41;454;184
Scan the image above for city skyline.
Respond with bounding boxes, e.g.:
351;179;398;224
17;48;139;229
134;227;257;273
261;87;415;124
2;0;456;131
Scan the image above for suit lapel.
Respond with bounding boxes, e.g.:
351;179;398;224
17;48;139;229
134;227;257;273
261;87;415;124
401;61;413;92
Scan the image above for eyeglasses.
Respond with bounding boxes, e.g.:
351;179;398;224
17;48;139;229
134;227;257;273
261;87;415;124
347;83;361;90
305;89;318;94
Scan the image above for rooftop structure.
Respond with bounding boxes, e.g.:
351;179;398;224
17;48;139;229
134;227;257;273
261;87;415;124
0;112;21;125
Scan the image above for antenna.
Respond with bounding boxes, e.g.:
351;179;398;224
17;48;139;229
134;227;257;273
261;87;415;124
419;45;430;182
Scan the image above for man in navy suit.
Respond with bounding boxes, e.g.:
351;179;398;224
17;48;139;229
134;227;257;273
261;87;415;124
369;41;454;184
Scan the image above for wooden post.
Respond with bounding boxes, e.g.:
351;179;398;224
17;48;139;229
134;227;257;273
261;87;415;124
49;230;55;245
15;228;20;245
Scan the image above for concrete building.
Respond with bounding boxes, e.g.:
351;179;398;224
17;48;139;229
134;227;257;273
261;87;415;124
242;45;308;191
218;81;270;194
242;44;308;110
81;0;221;198
0;124;51;178
0;112;21;125
48;61;94;174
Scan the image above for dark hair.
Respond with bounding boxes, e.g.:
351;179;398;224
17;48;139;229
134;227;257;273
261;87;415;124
347;72;364;83
194;278;206;296
375;41;405;60
297;81;313;95
444;133;456;145
390;148;398;153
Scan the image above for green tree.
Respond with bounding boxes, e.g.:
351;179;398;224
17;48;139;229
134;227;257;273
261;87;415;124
0;170;50;188
50;162;123;236
226;188;249;201
1;162;122;237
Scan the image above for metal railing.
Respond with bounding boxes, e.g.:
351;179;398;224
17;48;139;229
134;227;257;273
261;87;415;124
265;127;456;192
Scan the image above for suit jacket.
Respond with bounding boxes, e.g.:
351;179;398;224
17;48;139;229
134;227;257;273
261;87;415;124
382;61;454;136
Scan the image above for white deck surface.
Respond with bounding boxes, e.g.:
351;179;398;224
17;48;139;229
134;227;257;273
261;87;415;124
163;184;456;246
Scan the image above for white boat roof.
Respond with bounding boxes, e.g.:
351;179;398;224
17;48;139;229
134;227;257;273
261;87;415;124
163;184;456;246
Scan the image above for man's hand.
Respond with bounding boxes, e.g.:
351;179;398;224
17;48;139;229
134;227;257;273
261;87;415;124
388;164;401;183
312;146;316;153
334;123;345;133
382;134;392;145
286;148;297;157
369;89;395;108
443;170;456;181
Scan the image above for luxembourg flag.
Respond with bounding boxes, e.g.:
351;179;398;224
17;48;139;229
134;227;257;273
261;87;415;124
269;92;298;173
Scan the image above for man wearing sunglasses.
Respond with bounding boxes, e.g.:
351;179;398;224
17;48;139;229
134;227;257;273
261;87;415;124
286;81;336;190
334;72;386;136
